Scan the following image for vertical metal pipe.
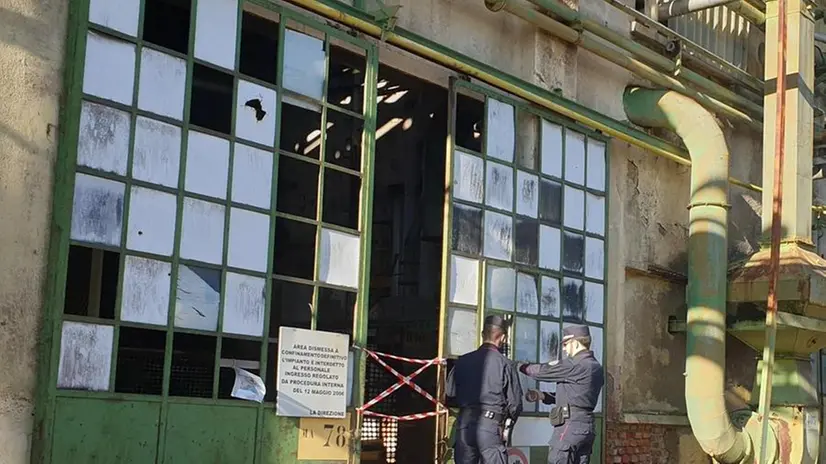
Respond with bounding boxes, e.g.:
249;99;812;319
756;0;787;459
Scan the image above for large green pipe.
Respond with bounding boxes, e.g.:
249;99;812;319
623;87;753;464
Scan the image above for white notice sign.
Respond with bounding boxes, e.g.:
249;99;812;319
276;326;349;418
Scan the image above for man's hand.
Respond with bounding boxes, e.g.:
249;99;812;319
525;389;541;403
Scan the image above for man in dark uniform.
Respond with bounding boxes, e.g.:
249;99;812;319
517;324;604;464
445;315;524;464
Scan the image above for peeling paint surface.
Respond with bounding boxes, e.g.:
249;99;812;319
227;207;270;273
448;254;479;306
175;265;221;331
486;265;515;311
318;228;361;289
70;174;125;247
539;225;561;270
585;281;604;324
585;237;604;280
283;29;326;100
563;186;584;230
120;256;172;326
180;197;225;265
540;276;560;317
485;98;515;163
83;31;135;105
194;0;238;69
586;138;606;191
185;131;229;200
77;101;130;175
231;143;272;209
89;0;140;36
133;116;181;188
447;307;477;356
540;121;563;178
223;272;265;337
483;210;512;261
138;48;186;120
516;170;538;218
453;150;484;204
127;186;177;256
585;193;605;235
485;161;513;211
516;272;538;314
57;322;114;391
564;131;586;186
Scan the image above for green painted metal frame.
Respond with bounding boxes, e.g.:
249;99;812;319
34;0;379;462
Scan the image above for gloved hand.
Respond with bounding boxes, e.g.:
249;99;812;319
525;389;541;402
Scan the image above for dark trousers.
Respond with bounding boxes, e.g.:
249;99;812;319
548;420;595;464
453;418;507;464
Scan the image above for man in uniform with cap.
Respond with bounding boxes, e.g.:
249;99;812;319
445;315;524;463
517;324;603;464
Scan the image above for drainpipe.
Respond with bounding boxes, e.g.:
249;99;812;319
623;87;753;463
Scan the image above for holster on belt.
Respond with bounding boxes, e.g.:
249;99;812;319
549;405;570;427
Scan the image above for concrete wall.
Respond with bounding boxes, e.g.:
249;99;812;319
0;0;67;462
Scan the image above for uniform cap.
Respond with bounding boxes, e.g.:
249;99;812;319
484;315;509;329
562;324;590;341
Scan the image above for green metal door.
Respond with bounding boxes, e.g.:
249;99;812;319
437;78;608;463
36;0;378;462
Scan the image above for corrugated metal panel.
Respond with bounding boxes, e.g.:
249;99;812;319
668;5;752;70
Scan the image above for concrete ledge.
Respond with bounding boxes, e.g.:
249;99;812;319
620;413;691;426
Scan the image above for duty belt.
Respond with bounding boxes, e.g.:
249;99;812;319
460;408;505;423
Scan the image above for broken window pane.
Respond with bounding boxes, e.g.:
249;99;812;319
456;93;484;153
133;116;181;188
218;338;262;399
485;98;515;163
539;179;562;225
540;276;561;318
239;11;279;85
484;211;513;261
486;265;515;311
587;138;606;192
586;193;606;236
562;278;585;322
515;317;537;362
138;48;186;120
270;279;313;332
585;282;604;324
232;143;273;209
120;255;172;326
89;0;140;36
328;45;366;114
453;150;484;204
143;0;191;54
539;225;561;271
585;237;605;280
64;246;119;319
322;169;361;230
194;0;238;69
319;228;361;289
326;109;363;171
185;131;230;200
563;186;585;230
276;155;319;219
57;321;113;391
485;161;513;211
273;217;316;280
115;326;166;395
562;232;584;275
539;320;560;363
83;32;135;105
540;120;563;178
283;29;326;100
516;273;539;315
170;332;216;398
514;218;538;266
175;265;221;331
71;174;125;247
222;272;266;337
126;186;177;256
190;64;233;135
564;131;586;186
449;255;479;306
236;79;278;147
515;110;538;170
180;198;226;265
280;100;322;158
317;287;357;337
447;307;478;357
228;208;270;273
77;101;130;175
516;171;538;218
452;203;482;256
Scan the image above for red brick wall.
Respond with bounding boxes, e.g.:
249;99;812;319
604;423;667;464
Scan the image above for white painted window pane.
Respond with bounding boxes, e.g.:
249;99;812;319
89;0;140;36
540;276;560;317
120;256;171;325
516;171;538;218
127;186;177;256
585;282;604;324
236;80;278;147
449;255;479;306
483;211;513;261
175;265;220;331
223;273;266;337
516;273;538;315
57;322;113;391
586;193;605;236
138;48;187;120
486;266;515;311
540;120;563;178
133;116;181;188
563;186;585;230
180;198;225;265
194;0;239;69
185;131;230;199
77;101;130;175
564;131;586;185
71;174;125;247
83;32;135;105
585;237;605;280
485;161;513;211
587;138;606;192
539;225;561;271
485;98;515;163
453;150;484;204
232;143;273;209
283;29;326;100
447;307;478;356
228;208;270;273
539;321;560;363
319;228;361;289
515;317;537;362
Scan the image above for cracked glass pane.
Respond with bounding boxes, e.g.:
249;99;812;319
120;256;171;326
484;211;513;261
127;186;177;256
539;225;561;271
194;0;238;69
227;208;270;273
449;255;479;306
540;120;563;178
585;282;604;324
564;130;586;186
452;203;483;256
485;98;515;163
175;265;221;331
562;232;584;275
138;48;186;120
453;150;484;204
562;278;585;322
133;116;181;188
485;161;513;211
223;272;266;337
283;29;326;100
236;79;278;147
319;228;361;289
71;174;125;247
77;101;131;175
57;322;113;391
540;276;560;318
516;273;539;315
486;265;515;311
